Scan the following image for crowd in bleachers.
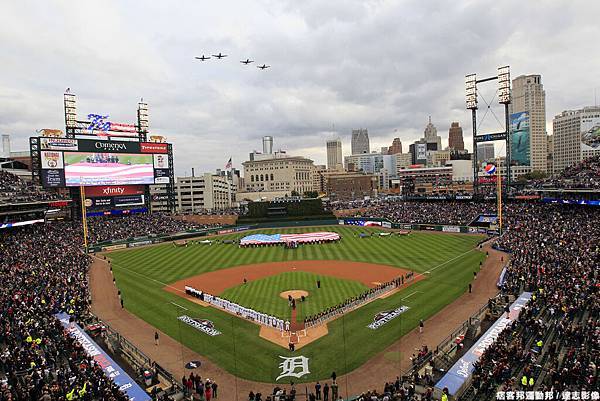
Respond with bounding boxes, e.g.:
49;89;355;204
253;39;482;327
0;170;65;204
86;214;213;244
527;156;600;189
457;203;599;400
328;198;493;226
0;223;132;400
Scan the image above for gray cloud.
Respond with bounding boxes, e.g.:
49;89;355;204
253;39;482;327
1;0;598;175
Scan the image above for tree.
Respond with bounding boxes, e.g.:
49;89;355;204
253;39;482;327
290;190;300;197
303;191;318;199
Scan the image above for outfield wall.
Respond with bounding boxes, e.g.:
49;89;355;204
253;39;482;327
89;217;490;253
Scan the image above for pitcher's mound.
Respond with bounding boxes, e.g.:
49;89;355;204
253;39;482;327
280;290;309;300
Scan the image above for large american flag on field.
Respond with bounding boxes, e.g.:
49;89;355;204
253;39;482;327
240;231;340;245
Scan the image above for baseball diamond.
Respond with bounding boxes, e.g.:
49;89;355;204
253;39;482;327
106;225;486;383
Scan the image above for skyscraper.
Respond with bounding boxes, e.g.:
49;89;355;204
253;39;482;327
511;75;547;172
387;138;403;154
477;143;495;163
351;129;370;155
553;106;600;173
326;138;343;170
422;117;442;150
448;122;464;151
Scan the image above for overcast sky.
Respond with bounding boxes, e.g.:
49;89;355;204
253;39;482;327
1;0;599;175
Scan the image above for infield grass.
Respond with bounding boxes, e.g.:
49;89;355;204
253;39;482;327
221;271;369;321
108;226;486;383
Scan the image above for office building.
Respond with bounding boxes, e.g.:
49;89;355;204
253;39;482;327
552;106;600;173
448;122;465;151
344;153;397;175
351;128;370;155
422;117;442;150
175;173;232;213
243;156;314;195
387;137;403;155
512;74;547;172
326;138;343;170
477;143;495;163
326;173;378;201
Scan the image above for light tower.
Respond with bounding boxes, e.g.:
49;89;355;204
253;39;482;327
465;66;512;195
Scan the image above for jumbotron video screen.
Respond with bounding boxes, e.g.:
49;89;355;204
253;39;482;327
37;137;170;188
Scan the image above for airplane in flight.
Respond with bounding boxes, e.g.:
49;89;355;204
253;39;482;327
240;59;254;65
257;64;270;70
195;55;211;61
212;52;227;59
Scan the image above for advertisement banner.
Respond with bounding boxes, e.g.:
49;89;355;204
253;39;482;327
41;169;65;187
435;292;532;396
129;240;153;248
141;142;168;154
154;176;170;184
114;195;145;207
77;139;141;154
54;313;151;401
416;143;427;161
85;185;146;197
381;221;392;229
581;116;600;151
511;112;530;166
102;244;127;251
41;151;64;169
153;154;169;169
40;137;78;151
442;226;461;233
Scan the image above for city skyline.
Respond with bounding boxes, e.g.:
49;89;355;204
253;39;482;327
1;1;599;175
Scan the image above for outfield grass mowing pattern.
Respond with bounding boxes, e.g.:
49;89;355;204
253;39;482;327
108;226;486;383
220;271;369;321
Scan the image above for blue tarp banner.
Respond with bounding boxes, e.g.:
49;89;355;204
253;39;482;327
55;313;151;401
435;292;532;396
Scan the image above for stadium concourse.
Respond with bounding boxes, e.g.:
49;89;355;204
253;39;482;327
0;166;599;401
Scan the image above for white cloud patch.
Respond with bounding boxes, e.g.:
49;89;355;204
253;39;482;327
0;0;598;174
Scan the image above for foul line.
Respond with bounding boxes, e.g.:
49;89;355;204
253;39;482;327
418;247;479;277
401;291;421;301
170;302;188;311
93;255;184;293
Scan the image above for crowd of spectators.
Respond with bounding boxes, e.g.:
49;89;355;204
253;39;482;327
86;214;214;244
527;156;600;189
459;203;599;400
0;170;65;204
329;199;493;226
0;222;132;400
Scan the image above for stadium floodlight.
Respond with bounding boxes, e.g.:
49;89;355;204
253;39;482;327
498;65;511;104
465;74;477;109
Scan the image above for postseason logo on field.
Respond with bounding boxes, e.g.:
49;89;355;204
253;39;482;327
367;306;410;330
178;315;222;336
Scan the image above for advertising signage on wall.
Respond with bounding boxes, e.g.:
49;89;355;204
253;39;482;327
85;185;146;197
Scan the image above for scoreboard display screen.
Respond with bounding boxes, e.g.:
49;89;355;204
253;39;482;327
38;138;170;188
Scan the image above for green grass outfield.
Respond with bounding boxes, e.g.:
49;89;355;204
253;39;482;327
221;271;369;321
108;226;486;383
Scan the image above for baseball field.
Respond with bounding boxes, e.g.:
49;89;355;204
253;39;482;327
107;225;486;383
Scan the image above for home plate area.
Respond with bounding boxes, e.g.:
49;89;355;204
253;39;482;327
167;260;423;349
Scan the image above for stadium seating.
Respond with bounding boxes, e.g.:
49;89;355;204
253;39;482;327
0;170;66;205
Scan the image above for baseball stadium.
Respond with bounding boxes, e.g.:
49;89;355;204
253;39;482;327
1;15;599;400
